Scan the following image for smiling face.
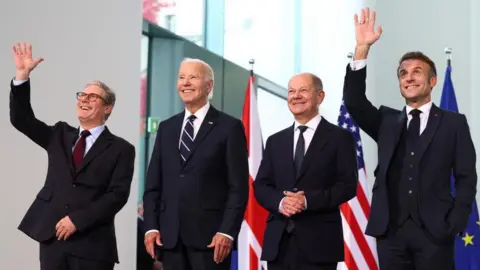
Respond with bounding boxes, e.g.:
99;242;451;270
76;83;113;128
177;60;213;113
397;52;437;107
287;73;325;124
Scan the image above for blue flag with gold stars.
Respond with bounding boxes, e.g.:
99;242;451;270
440;64;480;270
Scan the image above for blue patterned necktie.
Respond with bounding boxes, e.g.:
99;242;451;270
180;115;196;162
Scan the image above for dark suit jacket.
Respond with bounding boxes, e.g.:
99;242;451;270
143;106;249;249
10;80;136;263
343;64;477;243
253;119;358;263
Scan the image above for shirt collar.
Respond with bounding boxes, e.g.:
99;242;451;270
79;125;105;140
294;113;322;131
184;102;210;123
406;101;432;116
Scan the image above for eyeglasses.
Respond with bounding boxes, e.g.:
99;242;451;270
76;92;106;103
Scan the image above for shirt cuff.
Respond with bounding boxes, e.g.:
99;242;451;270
217;232;234;241
349;59;367;71
145;229;159;236
278;197;285;212
304;196;308;210
12;78;28;86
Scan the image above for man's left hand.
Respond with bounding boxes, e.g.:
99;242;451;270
207;233;232;264
55;216;77;240
284;191;306;210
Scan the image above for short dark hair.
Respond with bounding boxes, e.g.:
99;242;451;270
397;51;437;78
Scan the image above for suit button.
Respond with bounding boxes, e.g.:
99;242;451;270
408;190;412;194
411;152;415;155
72;184;76;187
180;174;184;178
409;164;413;168
65;205;69;209
293;188;298;192
408;177;412;180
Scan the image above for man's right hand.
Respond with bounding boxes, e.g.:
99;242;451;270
12;42;44;81
280;191;305;217
144;231;162;259
353;7;383;60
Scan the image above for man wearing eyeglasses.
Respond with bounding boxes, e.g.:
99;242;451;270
9;42;136;270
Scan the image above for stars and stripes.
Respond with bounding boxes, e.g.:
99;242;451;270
337;100;379;270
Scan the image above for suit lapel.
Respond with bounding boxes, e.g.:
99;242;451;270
64;128;79;176
383;108;407;173
416;104;442;161
294;119;331;185
76;127;114;174
183;106;218;166
279;125;296;188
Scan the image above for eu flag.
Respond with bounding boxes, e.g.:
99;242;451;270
440;64;480;270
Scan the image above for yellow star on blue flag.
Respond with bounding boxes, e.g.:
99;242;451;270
440;64;480;270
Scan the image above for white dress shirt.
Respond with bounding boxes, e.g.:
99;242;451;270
147;102;234;241
350;59;432;133
279;114;322;212
74;125;105;154
178;102;210;147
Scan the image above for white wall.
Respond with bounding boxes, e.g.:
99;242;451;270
0;1;141;269
367;0;480;201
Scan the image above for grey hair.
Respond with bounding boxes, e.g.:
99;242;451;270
85;80;116;120
181;58;215;100
309;73;323;91
292;72;323;91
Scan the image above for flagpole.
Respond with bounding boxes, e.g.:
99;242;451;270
347;52;353;60
445;47;452;67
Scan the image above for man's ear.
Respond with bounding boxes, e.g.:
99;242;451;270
104;105;113;115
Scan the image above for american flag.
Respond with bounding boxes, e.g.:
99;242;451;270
337;100;379;270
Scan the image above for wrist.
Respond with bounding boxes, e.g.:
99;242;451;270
15;70;29;81
354;45;370;60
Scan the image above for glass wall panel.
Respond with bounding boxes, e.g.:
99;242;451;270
223;0;296;87
257;88;294;144
143;0;205;46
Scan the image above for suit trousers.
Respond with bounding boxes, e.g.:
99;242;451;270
162;236;231;270
377;218;454;270
40;238;114;270
267;232;337;270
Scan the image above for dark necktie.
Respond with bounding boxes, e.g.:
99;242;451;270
408;109;421;142
72;130;91;168
180;115;196;162
294;125;308;175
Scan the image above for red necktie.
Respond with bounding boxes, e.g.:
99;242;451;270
73;130;91;168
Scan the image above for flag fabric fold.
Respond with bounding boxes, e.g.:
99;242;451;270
337;100;379;270
440;64;480;270
232;70;269;270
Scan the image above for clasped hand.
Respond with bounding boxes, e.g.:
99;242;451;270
280;191;306;217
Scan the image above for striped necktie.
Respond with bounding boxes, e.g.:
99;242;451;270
179;115;196;162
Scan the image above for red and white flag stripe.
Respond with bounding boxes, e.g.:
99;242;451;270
238;72;269;270
338;168;378;270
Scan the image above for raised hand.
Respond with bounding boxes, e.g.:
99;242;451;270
12;42;44;80
354;8;382;47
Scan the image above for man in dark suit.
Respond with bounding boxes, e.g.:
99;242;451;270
143;58;249;270
344;8;477;269
253;72;358;270
10;42;136;270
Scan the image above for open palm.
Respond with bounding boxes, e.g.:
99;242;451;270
354;8;383;46
12;43;44;76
